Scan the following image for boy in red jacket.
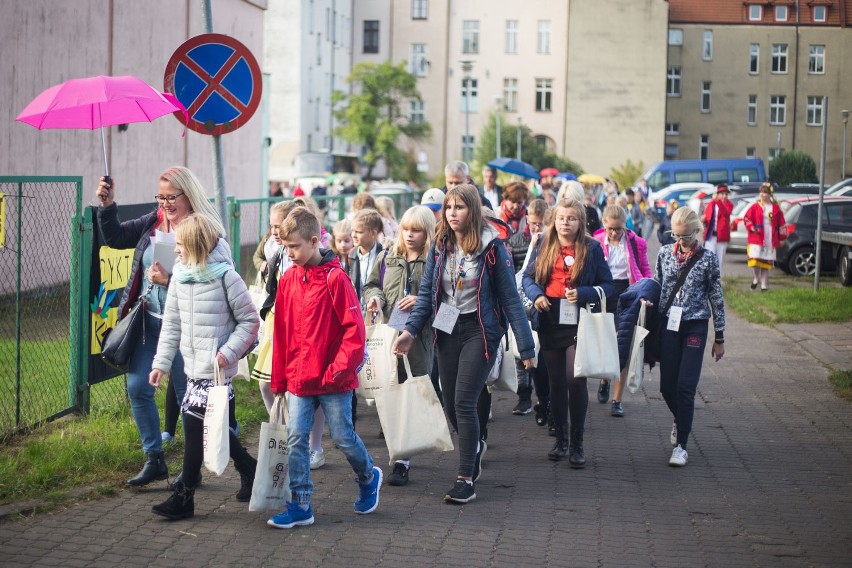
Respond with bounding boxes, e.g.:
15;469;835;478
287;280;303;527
267;207;381;529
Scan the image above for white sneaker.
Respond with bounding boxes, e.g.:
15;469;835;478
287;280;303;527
310;449;325;470
669;445;688;467
670;422;678;447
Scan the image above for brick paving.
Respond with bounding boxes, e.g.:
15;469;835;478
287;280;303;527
2;305;852;567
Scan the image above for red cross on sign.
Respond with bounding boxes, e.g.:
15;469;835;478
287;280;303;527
164;33;262;136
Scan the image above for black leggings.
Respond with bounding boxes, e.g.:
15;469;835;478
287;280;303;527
182;397;254;489
541;345;588;434
164;378;180;437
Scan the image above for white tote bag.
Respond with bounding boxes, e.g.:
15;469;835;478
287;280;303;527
203;358;230;476
573;286;620;381
508;324;540;368
356;313;398;400
249;396;290;511
486;337;518;393
626;302;650;394
374;355;454;465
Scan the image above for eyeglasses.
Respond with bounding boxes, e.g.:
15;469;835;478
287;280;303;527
557;217;580;223
155;192;184;204
528;221;544;229
605;226;624;233
670;231;697;241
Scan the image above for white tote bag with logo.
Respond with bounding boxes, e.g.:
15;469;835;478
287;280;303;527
356;313;397;400
203;358;230;476
249;395;290;511
573;286;620;381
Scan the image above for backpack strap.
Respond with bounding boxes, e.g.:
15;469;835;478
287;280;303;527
378;249;390;288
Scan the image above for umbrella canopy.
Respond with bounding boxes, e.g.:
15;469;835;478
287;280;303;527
556;172;578;181
487;157;540;180
578;173;606;185
16;75;187;176
540;167;560;178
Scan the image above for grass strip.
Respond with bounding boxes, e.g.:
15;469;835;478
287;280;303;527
827;369;852;402
723;276;852;325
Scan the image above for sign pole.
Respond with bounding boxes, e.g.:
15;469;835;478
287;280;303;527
201;0;229;239
814;97;828;292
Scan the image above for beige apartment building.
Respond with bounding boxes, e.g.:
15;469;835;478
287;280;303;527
666;0;852;184
348;0;669;179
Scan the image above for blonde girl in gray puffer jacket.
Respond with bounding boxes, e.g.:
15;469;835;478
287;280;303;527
148;214;260;521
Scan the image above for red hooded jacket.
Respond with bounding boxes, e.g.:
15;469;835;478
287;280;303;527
271;250;366;396
743;201;787;248
702;198;734;242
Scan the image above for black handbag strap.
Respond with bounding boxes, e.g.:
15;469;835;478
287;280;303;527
660;248;704;318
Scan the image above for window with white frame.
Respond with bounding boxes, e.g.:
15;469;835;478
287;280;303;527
461;78;478;112
748;5;762;21
665;143;679;158
699;135;710;160
463;20;480;54
771;44;788;73
505;20;519;54
461;135;475;161
363;20;379;53
409;43;428;77
770;95;787;125
537;21;552;54
668;28;683;45
535;78;553;112
749;43;760;74
665;123;680;136
746;147;756;158
409;100;426;124
411;0;428;20
701;82;712;112
807;96;824;126
667;66;682;96
775;5;788;21
813;6;826;22
703;30;713;60
809;45;825;74
747;95;758;125
503;78;518;112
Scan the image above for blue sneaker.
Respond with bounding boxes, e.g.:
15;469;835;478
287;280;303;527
161;432;175;446
354;466;383;514
267;502;314;529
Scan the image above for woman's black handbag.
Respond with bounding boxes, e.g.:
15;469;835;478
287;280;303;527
101;288;150;371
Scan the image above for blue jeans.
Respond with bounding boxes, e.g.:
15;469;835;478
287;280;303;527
287;390;374;506
127;312;186;454
658;318;708;448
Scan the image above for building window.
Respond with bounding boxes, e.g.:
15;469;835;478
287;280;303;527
748;95;758;125
665;143;679;158
749;43;760;74
775;5;788;21
813;6;826;22
746;147;756;158
771;44;788;73
503;78;518;112
807;96;824;126
768;147;783;161
317;33;322;65
505;20;519;54
535;78;553;112
363;20;379;53
667;66;682;97
411;0;428;20
703;30;713;61
461;78;478;112
537;20;552;54
461;135;475;161
665;123;680;136
701;81;712;113
409;100;426;124
809;45;825;74
699;135;710;160
668;28;683;45
463;20;480;54
409;44;428;77
770;95;787;125
748;5;762;21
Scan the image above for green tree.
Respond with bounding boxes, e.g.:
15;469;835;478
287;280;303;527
609;159;646;191
768;150;819;185
473;112;583;175
333;61;432;179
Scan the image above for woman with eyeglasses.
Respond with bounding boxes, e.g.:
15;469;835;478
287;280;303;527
95;167;227;486
592;205;653;416
654;207;725;467
743;182;787;291
523;198;613;465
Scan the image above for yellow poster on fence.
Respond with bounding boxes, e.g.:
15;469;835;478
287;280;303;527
90;246;134;354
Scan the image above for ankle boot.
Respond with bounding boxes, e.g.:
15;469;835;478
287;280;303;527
234;455;258;502
128;451;168;487
152;481;195;520
172;469;203;489
568;428;586;469
547;426;569;460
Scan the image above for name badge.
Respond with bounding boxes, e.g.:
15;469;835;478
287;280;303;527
667;306;683;332
559;299;578;325
387;302;409;331
433;302;461;334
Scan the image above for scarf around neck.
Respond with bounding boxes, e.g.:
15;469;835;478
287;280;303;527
173;259;233;283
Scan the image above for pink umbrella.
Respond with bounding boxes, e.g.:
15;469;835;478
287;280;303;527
16;75;188;184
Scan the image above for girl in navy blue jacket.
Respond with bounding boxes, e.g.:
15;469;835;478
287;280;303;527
523;198;613;466
393;184;535;505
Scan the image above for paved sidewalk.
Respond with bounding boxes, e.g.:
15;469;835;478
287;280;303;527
2;306;851;568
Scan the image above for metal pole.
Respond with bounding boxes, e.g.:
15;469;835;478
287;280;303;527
814;97;828;292
517;117;522;161
201;0;230;238
464;78;470;163
842;109;850;179
15;182;22;427
494;96;502;160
